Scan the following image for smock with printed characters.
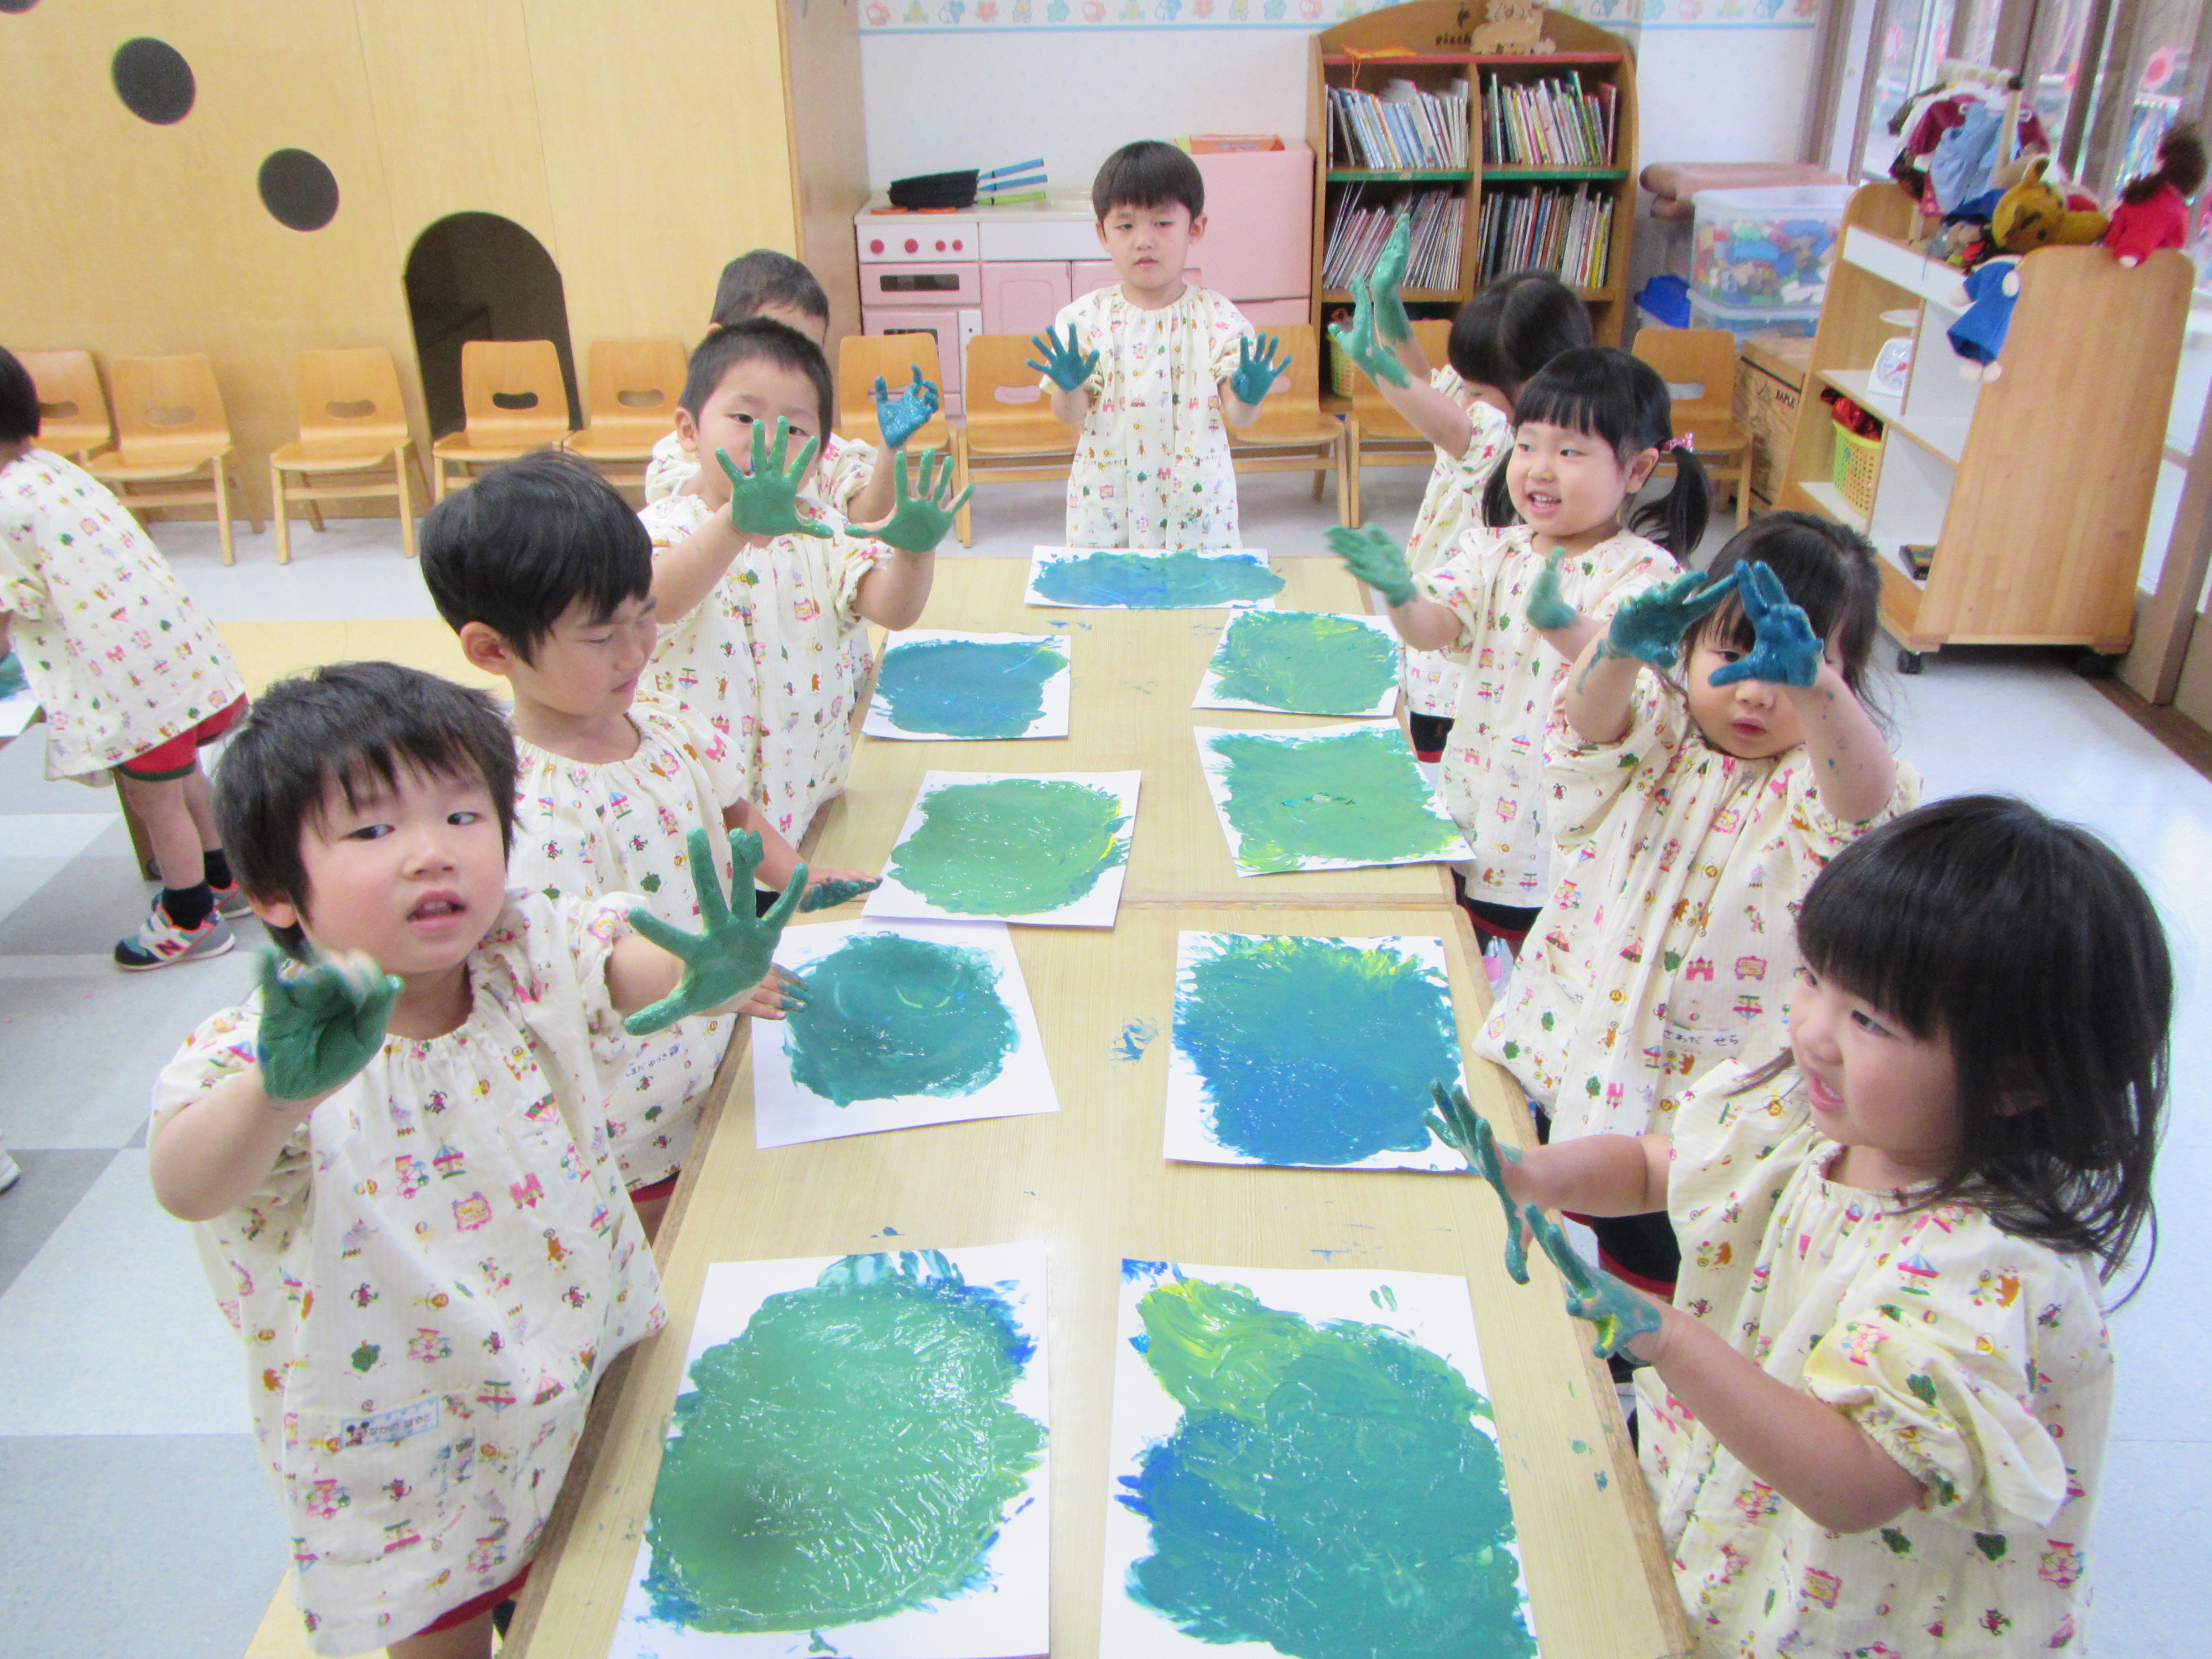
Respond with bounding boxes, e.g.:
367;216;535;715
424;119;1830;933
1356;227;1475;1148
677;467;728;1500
1402;377;1512;718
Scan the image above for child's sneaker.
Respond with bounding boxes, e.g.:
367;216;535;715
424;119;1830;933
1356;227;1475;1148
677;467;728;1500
113;904;236;971
210;877;252;919
0;1148;20;1194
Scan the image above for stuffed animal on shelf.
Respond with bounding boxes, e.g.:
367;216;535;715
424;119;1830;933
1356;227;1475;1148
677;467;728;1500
2106;123;2207;266
1947;255;2022;382
1469;0;1554;55
1992;156;2109;253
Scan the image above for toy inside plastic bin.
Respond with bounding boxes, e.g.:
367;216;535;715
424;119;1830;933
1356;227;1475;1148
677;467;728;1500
1687;290;1820;343
1692;184;1855;309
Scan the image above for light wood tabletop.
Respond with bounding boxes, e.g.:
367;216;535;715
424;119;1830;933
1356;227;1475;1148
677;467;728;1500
809;557;1456;910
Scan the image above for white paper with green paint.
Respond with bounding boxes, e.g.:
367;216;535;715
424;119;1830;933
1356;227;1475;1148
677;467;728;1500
1191;609;1400;718
864;770;1140;927
1192;722;1473;876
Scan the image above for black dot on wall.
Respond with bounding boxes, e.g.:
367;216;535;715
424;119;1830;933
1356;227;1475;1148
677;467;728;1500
258;149;340;232
0;1;43;14
113;38;195;124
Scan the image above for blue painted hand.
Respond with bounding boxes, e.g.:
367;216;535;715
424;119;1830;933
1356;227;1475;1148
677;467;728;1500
1326;274;1411;388
1367;211;1415;343
624;829;809;1035
1528;1205;1663;1364
1025;324;1099;392
867;448;971;554
1324;523;1417;608
1708;560;1823;688
715;417;832;540
1525;548;1582;634
1229;334;1291;406
1425;1082;1531;1284
1601;567;1741;670
254;950;401;1102
871;365;941;451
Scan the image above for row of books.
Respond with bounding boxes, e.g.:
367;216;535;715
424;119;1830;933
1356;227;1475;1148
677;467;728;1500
1321;186;1465;293
1475;186;1614;289
1326;79;1472;171
1480;71;1619;169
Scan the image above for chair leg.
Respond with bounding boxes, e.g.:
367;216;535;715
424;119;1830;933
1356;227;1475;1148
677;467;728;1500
431;455;446;504
305;498;326;534
213;461;236;566
1344;421;1362;526
270;462;291;565
952;433;973;549
1311;460;1325;503
1736;456;1752;529
395;448;419;560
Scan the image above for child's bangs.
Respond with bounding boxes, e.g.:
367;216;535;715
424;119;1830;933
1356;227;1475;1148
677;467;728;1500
1511;372;1629;455
322;738;497;823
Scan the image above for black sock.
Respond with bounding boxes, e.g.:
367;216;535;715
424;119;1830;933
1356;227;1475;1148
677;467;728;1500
161;883;215;930
203;849;232;889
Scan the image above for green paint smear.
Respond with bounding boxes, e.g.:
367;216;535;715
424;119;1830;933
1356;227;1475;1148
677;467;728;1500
1121;1276;1532;1659
874;637;1064;739
1209;611;1397;714
891;777;1128;915
1177;935;1459;1165
782;932;1018;1107
644;1251;1046;1634
1208;728;1461;875
1033;550;1285;609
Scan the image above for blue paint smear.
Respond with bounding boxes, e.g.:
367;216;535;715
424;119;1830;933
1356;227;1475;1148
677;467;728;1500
1121;1258;1172;1282
1113;1018;1160;1062
1031;549;1285;609
1175;934;1461;1166
873;636;1066;739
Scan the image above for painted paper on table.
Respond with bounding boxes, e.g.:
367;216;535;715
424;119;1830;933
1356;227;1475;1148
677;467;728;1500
753;919;1059;1149
864;630;1072;741
1100;1260;1537;1659
1192;723;1472;876
611;1243;1052;1659
1165;932;1469;1171
1191;610;1399;719
865;770;1139;927
1026;545;1282;610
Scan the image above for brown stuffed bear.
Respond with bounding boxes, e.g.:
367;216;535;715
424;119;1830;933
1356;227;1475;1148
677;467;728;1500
1992;156;2110;253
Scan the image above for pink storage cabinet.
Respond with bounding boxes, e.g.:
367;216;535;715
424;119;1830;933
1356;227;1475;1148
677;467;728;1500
982;262;1072;337
1191;143;1313;313
1073;261;1204;299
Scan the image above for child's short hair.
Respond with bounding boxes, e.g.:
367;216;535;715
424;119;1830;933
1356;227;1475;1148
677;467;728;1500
1695;510;1884;697
215;662;517;959
680;320;836;447
1487;346;1710;554
1448;272;1592;398
1092;140;1205;220
1793;794;2171;1280
0;346;41;445
711;249;830;330
419;451;651;664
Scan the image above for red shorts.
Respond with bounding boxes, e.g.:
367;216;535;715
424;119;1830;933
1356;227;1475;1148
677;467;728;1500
114;695;247;781
414;1566;530;1636
628;1171;681;1206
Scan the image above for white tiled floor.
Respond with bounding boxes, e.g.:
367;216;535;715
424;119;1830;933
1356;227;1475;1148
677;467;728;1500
2;472;2205;1656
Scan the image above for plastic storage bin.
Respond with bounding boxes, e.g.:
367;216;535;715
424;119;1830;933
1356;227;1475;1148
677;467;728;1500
1688;290;1820;342
1692;184;1855;309
1832;422;1881;517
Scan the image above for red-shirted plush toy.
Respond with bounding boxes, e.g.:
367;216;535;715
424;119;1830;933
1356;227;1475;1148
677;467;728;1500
2106;124;2207;267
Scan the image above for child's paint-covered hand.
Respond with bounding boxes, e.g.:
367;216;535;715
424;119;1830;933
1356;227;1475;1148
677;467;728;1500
864;448;971;554
870;366;941;451
1367;211;1415;343
1525;547;1582;634
1327;277;1411;388
625;829;810;1035
1425;1082;1531;1284
715;418;831;541
1326;523;1418;608
1026;325;1099;392
1229;334;1291;405
1709;560;1823;688
254;949;401;1102
1602;567;1740;670
798;870;882;912
1528;1205;1663;1364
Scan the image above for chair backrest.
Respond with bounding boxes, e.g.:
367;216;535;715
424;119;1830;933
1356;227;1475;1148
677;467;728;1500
836;332;950;448
962;335;1073;445
108;354;232;465
1630;327;1739;426
1350;319;1453;425
294;347;409;448
19;349;112;456
583;338;686;440
458;340;573;444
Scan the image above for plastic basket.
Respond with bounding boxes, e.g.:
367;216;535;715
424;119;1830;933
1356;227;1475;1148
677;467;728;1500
1326;335;1353;398
1832;422;1881;515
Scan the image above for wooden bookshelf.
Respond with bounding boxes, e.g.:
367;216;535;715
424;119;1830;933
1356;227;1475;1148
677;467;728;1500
1307;2;1640;345
1776;182;2191;668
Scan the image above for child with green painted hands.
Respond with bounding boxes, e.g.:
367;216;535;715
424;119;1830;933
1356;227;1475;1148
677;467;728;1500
146;663;811;1658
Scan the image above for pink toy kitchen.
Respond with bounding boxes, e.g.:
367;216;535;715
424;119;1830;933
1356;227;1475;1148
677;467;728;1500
854;142;1315;417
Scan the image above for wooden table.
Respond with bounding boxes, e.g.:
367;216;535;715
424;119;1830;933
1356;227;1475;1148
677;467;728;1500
508;909;1686;1659
808;557;1453;910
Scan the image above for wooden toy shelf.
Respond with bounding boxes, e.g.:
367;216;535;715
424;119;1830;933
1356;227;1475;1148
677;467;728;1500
1307;2;1639;345
1776;182;2190;670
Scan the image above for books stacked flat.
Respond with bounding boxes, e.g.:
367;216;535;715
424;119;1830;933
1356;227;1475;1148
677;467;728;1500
1475;186;1614;288
1323;187;1465;293
1327;78;1471;170
1481;72;1618;169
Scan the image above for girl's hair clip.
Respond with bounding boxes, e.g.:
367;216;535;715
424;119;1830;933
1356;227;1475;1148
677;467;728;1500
1660;432;1695;453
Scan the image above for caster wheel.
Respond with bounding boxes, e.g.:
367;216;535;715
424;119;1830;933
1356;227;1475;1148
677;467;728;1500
2072;651;2117;679
1896;649;1924;675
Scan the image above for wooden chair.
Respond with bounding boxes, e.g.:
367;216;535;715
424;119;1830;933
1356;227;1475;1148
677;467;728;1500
86;355;258;565
269;348;426;563
565;337;687;493
952;335;1078;548
429;340;575;500
1225;324;1347;526
18;349;112;460
836;332;954;461
1342;319;1453;525
1631;326;1754;530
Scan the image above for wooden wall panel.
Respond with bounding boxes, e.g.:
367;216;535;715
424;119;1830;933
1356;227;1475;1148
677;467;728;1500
523;0;800;353
786;0;870;350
